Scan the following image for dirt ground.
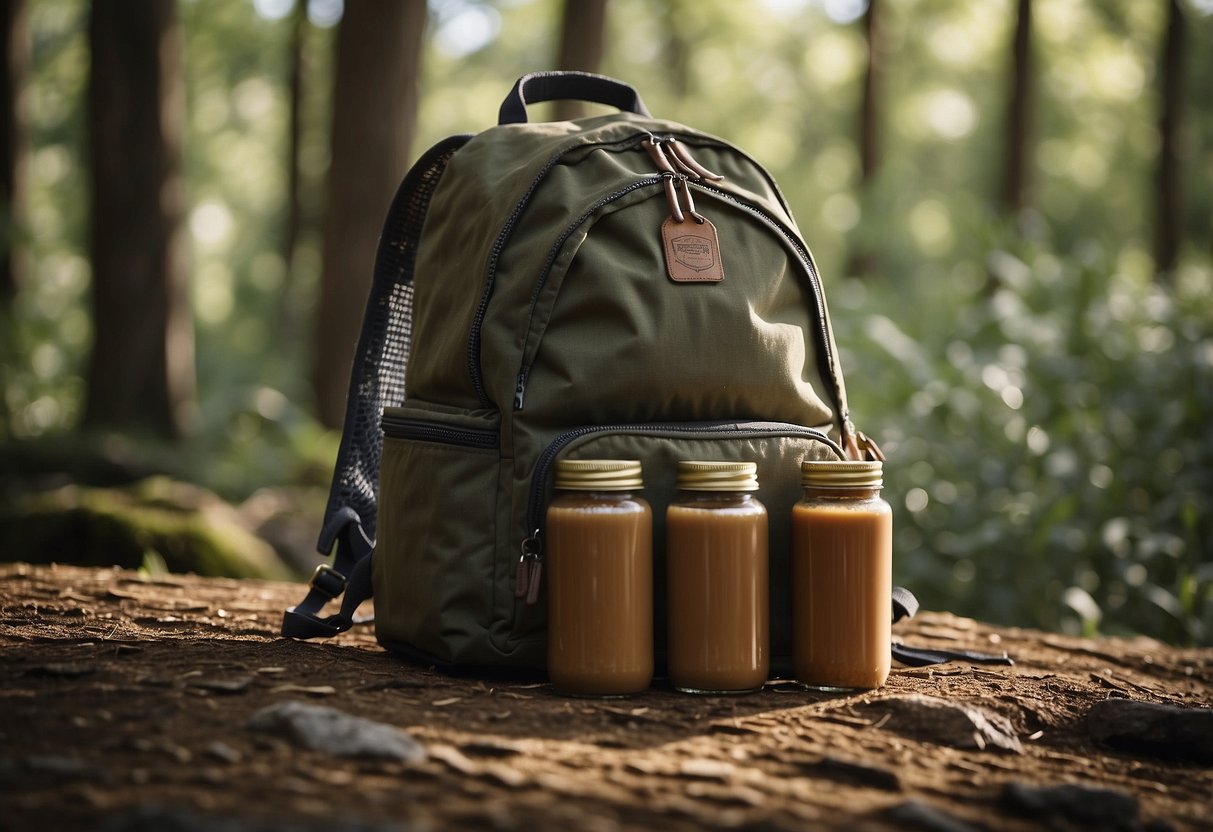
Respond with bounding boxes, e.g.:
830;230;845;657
1;563;1210;831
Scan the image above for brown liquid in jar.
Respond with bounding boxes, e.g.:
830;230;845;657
666;499;769;693
791;496;892;690
547;495;653;696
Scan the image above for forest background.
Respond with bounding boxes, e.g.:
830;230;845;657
1;0;1211;647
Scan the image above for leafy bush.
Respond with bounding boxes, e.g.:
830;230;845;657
835;240;1213;646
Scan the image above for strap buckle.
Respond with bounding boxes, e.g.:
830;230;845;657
309;563;347;599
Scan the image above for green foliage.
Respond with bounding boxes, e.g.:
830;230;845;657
3;0;1212;643
833;239;1213;645
0;475;294;580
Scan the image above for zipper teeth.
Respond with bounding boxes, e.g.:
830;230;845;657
694;180;841;420
466;134;656;408
513;176;664;410
381;416;498;449
510;179;842;420
526;422;839;533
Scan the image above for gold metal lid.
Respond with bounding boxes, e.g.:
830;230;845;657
554;459;644;491
801;459;883;489
676;460;759;492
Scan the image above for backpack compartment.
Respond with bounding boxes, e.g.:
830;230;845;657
374;406;506;666
504;423;845;668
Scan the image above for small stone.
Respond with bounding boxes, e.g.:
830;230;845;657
25;755;94;778
858;694;1023;753
188;677;253;694
25;663;96;679
247;701;426;763
1002;782;1141;829
1084;699;1213;764
808;755;901;792
678;759;736;780
269;684;337;696
205;742;242;764
878;800;979;832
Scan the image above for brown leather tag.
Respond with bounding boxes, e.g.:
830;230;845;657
662;216;725;283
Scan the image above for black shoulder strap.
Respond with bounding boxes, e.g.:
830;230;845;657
282;134;472;639
890;586;1014;667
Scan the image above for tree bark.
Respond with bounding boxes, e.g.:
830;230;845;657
0;0;28;309
659;0;690;99
1154;0;1184;280
553;0;609;122
849;0;883;279
276;0;309;347
857;0;882;188
84;0;194;438
312;0;427;430
1000;0;1033;218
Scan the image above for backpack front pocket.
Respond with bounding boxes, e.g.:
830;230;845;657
375;408;505;666
511;420;844;667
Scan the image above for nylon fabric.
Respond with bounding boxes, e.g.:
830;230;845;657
300;74;873;672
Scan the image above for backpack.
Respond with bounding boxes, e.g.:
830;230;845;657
282;72;944;673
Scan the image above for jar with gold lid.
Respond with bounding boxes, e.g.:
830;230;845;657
666;460;769;694
791;459;892;691
546;458;653;697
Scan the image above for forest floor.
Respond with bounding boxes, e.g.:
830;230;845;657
1;563;1210;832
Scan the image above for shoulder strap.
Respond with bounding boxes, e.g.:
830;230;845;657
890;586;1014;667
283;134;472;639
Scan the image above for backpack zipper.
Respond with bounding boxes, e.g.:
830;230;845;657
380;413;499;449
510;144;842;421
511;175;665;410
515;420;842;604
466;133;654;409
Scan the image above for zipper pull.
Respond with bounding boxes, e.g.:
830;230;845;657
515;534;543;604
525;558;543;606
514;553;530;598
643;137;685;222
856;430;886;462
514;369;528;410
677;175;707;224
663;138;724;182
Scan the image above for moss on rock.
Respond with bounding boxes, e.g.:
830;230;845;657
0;476;293;580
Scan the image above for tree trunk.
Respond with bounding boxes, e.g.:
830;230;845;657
0;0;28;309
1000;0;1033;218
849;0;883;279
857;0;882;188
1154;0;1184;280
312;0;427;430
84;0;193;438
553;0;609;122
659;0;689;99
276;0;309;347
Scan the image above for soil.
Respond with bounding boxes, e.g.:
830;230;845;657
1;563;1210;831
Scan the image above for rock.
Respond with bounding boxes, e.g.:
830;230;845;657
1084;699;1213;764
804;755;901;791
187;677;253;694
858;694;1023;753
204;742;242;764
95;805;414;832
1001;782;1143;830
24;663;96;679
878;800;979;832
677;758;736;780
1;478;292;580
247;701;426;764
24;755;95;778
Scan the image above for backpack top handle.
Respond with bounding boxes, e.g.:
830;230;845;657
498;71;652;125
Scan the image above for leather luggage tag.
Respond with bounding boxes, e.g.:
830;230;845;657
662;216;725;283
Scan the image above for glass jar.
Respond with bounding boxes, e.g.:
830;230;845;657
666;460;769;694
791;459;892;691
546;458;653;697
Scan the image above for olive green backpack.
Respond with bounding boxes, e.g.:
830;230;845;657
283;72;896;671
